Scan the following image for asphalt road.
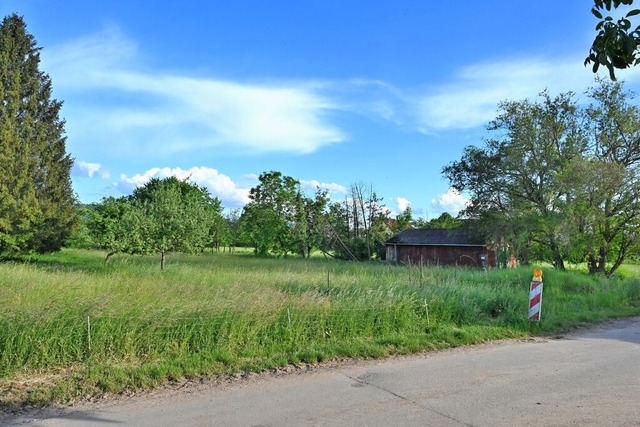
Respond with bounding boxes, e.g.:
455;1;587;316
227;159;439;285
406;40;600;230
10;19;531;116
5;317;640;426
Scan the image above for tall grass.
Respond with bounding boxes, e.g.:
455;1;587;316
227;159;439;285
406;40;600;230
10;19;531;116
1;249;639;408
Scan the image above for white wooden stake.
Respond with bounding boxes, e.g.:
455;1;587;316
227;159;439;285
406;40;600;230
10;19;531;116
87;316;91;354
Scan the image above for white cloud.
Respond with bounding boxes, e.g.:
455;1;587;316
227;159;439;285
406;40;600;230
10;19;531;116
118;166;250;208
116;168;347;208
325;78;408;125
431;188;470;216
47;26;640;213
243;174;260;181
387;196;413;219
73;161;111;179
300;179;347;194
42;28;346;158
395;196;411;212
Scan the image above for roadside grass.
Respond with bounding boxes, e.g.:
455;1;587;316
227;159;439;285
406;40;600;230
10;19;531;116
1;249;639;409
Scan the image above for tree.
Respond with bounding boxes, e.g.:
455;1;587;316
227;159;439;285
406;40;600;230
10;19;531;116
297;187;330;258
395;206;414;231
322;182;390;260
240;171;301;256
0;14;76;255
586;0;640;80
443;91;587;270
225;208;243;252
205;208;229;252
87;177;222;270
240;171;332;258
132;177;221;270
321;198;357;260
86;196;147;262
565;79;640;276
239;172;395;260
65;204;98;250
425;212;462;229
444;80;640;276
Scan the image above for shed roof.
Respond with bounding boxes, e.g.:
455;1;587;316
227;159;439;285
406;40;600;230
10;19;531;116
385;228;486;247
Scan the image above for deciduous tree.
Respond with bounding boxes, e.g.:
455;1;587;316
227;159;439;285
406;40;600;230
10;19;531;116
444;80;640;276
86;196;146;262
323;183;390;260
569;80;640;275
132;177;221;270
87;177;222;270
395;206;414;231
443;91;588;269
241;171;301;256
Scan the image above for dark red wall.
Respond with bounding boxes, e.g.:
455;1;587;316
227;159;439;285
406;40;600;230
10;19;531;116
386;245;496;268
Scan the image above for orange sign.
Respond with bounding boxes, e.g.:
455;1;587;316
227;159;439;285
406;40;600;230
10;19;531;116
532;269;543;282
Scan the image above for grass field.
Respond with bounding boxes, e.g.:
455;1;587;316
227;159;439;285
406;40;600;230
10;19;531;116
1;249;639;409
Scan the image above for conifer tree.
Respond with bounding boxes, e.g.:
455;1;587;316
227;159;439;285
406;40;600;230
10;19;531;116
0;14;76;254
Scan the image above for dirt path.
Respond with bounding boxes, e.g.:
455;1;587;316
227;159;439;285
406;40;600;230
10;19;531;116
5;317;640;426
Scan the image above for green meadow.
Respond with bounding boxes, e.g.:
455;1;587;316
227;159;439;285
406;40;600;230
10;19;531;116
1;249;639;409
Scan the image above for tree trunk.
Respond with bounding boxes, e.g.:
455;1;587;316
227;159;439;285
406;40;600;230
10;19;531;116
588;247;607;275
549;238;565;270
607;253;625;278
588;254;598;274
606;240;629;278
161;251;166;271
597;246;607;274
104;251;116;264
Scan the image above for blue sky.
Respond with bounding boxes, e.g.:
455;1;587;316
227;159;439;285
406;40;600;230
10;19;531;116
4;1;640;218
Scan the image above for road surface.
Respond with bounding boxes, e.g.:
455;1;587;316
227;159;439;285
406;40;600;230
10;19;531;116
5;317;640;426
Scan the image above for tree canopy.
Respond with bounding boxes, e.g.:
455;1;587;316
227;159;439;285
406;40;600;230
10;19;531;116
239;171;332;258
444;79;640;276
236;172;395;260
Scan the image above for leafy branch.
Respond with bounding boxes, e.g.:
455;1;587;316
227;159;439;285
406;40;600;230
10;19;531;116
586;0;640;80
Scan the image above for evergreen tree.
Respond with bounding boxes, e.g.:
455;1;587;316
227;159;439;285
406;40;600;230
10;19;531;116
0;14;76;254
395;206;414;231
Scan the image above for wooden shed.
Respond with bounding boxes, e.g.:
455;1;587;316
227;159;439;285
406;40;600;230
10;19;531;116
385;228;496;268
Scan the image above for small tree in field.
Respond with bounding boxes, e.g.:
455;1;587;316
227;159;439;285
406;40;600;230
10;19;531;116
132;177;222;270
88;177;223;270
87;197;147;262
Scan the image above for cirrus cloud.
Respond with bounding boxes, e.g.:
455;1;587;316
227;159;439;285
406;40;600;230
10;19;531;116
416;56;640;132
42;27;346;159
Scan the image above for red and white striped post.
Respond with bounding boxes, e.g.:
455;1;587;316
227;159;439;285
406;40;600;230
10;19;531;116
529;269;543;321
